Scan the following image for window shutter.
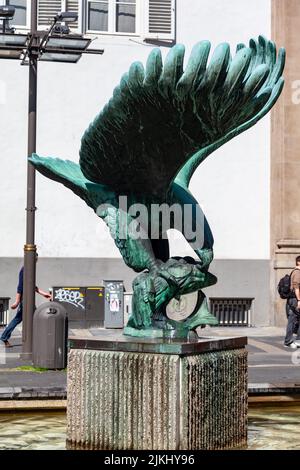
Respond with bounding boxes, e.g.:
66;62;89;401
38;1;63;26
38;1;79;31
66;0;79;31
144;0;175;41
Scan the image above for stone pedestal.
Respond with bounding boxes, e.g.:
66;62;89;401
67;331;247;450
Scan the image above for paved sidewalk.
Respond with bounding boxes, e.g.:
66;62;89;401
201;326;300;390
0;326;299;400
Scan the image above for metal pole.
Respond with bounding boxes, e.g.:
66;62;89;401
22;0;38;358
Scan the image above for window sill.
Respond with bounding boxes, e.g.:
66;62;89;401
85;30;140;38
11;25;29;31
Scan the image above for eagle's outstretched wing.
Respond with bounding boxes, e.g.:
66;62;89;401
79;36;285;197
30;155;116;210
30;155;158;272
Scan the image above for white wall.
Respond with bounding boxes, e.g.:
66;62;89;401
0;0;271;260
176;0;272;260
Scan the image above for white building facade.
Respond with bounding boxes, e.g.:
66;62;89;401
0;0;275;326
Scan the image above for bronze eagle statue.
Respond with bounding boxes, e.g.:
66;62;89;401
30;36;285;338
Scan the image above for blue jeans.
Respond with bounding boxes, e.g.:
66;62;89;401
284;298;300;345
0;303;22;342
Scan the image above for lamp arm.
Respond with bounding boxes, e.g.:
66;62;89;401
39;17;58;51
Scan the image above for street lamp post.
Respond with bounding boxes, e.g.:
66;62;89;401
22;0;38;357
0;1;104;358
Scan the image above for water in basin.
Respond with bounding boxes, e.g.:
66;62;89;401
0;406;299;450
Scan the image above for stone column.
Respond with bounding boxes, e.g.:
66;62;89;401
271;0;300;325
66;331;247;450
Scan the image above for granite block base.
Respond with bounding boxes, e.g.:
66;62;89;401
67;332;247;450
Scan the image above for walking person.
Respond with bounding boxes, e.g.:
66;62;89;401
284;256;300;348
0;259;51;348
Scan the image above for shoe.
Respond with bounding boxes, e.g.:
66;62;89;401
284;342;298;349
294;341;300;347
1;340;12;348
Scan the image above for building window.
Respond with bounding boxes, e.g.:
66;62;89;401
38;1;79;31
88;1;109;32
38;0;63;27
147;0;173;37
2;1;80;31
86;0;175;39
1;1;175;40
116;0;136;33
87;0;136;34
5;0;28;27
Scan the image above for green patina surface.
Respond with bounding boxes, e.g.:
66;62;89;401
30;36;285;338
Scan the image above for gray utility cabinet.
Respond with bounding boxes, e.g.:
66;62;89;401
0;298;10;326
33;301;67;369
103;280;124;328
52;286;104;329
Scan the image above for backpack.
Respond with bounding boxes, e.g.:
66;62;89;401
277;270;296;299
